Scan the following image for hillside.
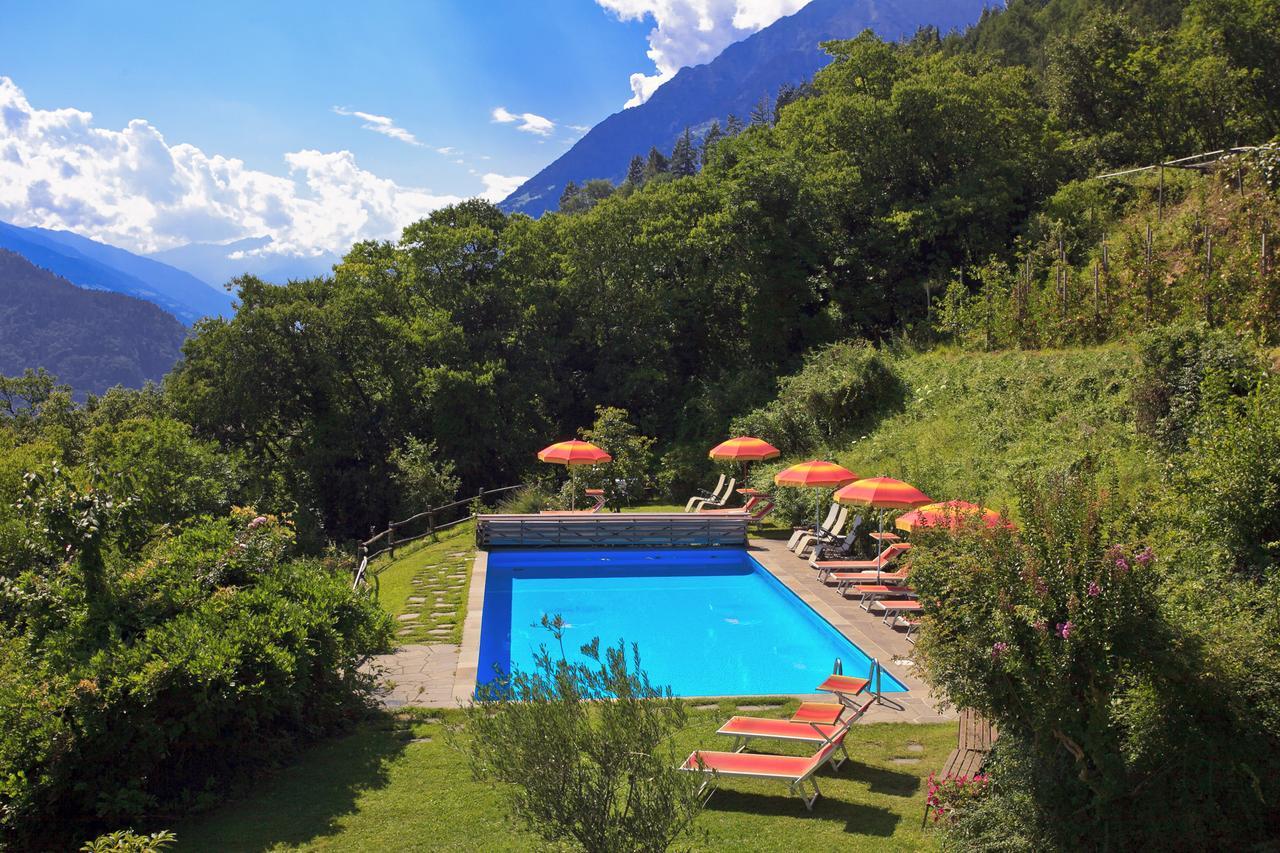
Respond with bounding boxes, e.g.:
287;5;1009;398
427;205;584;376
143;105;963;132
499;0;992;216
0;249;186;395
0;220;234;324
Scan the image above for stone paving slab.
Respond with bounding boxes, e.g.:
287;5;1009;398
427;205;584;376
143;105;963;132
363;643;461;708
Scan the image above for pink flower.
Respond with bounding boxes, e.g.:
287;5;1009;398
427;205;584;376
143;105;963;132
1115;557;1130;573
991;641;1009;659
1057;620;1074;639
1033;619;1048;634
1136;546;1154;566
1087;581;1101;597
249;515;268;529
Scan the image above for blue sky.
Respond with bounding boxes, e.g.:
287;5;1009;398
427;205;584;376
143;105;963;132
0;0;811;257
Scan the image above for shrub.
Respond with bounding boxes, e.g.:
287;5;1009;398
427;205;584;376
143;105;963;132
1131;322;1261;453
580;406;656;508
390;437;461;515
80;829;176;852
730;340;904;454
464;616;704;853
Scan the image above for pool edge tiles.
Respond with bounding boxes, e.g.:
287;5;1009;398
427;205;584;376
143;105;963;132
474;547;908;698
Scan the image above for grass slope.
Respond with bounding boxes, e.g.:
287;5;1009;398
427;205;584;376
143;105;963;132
836;345;1153;513
372;524;475;645
175;705;953;852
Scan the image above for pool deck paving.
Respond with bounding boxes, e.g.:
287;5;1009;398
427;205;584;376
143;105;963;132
370;539;955;724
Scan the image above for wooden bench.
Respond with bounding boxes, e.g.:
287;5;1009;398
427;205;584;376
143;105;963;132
924;709;998;825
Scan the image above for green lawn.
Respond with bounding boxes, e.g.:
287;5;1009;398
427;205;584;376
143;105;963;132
371;524;475;644
174;704;953;852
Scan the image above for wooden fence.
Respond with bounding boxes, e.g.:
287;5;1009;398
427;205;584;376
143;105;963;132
352;483;525;590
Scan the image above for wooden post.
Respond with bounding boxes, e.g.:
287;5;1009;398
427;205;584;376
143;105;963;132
1152;222;1162;322
1093;263;1100;318
1204;225;1214;326
389;522;397;558
1158;166;1165;220
428;510;437;542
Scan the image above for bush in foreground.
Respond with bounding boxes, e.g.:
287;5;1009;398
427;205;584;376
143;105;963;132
464;615;703;853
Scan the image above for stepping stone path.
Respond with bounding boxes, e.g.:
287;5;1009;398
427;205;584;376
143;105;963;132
693;703;719;711
392;549;472;644
906;742;925;753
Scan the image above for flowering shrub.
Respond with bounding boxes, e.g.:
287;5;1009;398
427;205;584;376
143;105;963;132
925;772;991;823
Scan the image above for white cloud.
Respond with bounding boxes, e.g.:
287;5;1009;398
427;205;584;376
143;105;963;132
0;77;506;257
478;173;527;203
436;146;458;155
332;106;423;147
491;105;556;136
596;0;811;106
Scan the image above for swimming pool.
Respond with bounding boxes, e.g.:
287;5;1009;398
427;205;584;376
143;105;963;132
476;548;907;696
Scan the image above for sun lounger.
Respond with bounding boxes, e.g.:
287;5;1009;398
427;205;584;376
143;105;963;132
794;507;849;557
685;474;727;512
702;497;774;525
682;716;856;810
811;542;912;582
856;584;916;610
538;488;607;514
714;694;876;768
787;503;839;550
872;598;923;624
688;477;736;513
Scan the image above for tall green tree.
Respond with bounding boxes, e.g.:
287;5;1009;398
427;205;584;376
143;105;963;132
669;127;698;177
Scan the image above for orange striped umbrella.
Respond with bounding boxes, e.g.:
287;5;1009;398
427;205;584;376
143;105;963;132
896;501;1002;533
835;477;931;579
835;477;933;509
538;440;611;509
774;460;859;488
774;460;859;531
537;440;612;466
709;437;781;462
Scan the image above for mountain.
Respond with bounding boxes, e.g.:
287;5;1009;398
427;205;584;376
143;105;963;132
149;237;341;286
500;0;993;217
0;221;234;324
0;249;186;396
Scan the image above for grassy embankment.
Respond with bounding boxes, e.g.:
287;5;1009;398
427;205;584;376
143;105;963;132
175;705;954;852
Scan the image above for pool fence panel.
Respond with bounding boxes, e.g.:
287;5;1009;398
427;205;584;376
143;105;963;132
476;512;751;548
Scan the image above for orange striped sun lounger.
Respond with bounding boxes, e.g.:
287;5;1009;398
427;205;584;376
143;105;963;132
714;695;876;769
682;720;853;810
857;584;917;611
811;542;911;581
872;598;923;624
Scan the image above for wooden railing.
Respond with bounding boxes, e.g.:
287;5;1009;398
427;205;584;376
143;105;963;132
352;484;525;590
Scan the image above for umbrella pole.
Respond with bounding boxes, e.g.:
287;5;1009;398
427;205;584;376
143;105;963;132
570;467;575;511
876;512;883;582
815;492;821;534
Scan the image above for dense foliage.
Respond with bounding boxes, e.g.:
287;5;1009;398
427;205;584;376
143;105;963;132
464;616;703;853
0;385;392;848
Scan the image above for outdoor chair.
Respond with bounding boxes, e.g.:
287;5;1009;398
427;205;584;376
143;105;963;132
923;710;998;825
687;477;736;513
793;506;849;558
713;694;876;770
684;473;727;512
814;516;863;560
870;598;922;624
787;503;840;551
811;542;912;583
856;584;917;611
682;717;856;810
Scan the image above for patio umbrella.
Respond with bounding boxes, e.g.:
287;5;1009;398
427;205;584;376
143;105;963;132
774;460;859;533
896;501;1003;533
835;477;932;580
537;440;612;510
709;436;780;489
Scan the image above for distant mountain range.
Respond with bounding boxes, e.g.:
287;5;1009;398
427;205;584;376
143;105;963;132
0;249;186;396
149;237;340;289
500;0;993;217
0;221;234;325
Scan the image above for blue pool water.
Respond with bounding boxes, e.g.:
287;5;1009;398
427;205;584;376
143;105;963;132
476;548;907;696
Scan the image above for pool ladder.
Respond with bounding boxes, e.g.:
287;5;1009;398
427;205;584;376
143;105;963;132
833;657;886;706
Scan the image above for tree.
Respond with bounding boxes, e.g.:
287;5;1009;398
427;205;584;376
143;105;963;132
389;437;461;515
724;113;744;135
625;154;645;186
642;146;669;182
700;120;723;165
773;81;813;122
749;93;773;126
465;616;704;853
559;180;588;214
580;406;656;509
669;127;698;177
